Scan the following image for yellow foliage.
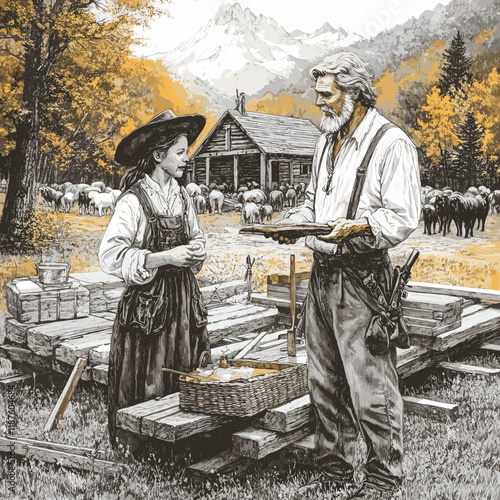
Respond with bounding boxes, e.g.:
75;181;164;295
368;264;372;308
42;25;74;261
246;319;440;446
246;92;321;122
413;87;458;159
475;27;497;46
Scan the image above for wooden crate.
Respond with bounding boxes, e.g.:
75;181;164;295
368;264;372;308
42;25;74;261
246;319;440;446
6;278;89;324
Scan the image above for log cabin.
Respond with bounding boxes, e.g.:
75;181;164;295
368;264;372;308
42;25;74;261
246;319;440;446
189;98;321;192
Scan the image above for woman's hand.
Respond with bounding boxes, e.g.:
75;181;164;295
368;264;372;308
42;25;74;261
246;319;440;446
145;244;207;269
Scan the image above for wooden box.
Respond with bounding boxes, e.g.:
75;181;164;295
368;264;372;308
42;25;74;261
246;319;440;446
6;278;90;324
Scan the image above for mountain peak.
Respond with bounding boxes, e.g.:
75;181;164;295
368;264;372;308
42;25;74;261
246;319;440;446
214;3;247;25
316;22;334;35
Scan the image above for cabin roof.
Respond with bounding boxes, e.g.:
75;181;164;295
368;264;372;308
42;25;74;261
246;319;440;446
193;109;322;157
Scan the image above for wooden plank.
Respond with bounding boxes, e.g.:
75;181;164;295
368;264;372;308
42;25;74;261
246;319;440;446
252;395;313;432
0;436;107;461
407;281;500;302
0;372;38;390
0;344;52;370
207;309;279;342
187;450;252;479
55;330;112;365
52;360;93;382
201;280;249;304
407;319;462;338
403;396;459;421
25;445;120;475
27;315;113;357
92;364;108;385
232;424;313;460
116;395;178;435
44;358;87;432
89;344;110;366
432;307;500;351
234;329;270;360
478;342;500;353
145;408;230;442
208;304;267;324
436;362;500;377
5;316;34;346
210;330;287;360
252;292;303;309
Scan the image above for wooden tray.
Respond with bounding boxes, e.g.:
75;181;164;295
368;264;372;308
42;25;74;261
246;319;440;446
240;223;331;240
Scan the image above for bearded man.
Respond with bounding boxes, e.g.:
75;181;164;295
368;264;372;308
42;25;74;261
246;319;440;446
277;52;422;499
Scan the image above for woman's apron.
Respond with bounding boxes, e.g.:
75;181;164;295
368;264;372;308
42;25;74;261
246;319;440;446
107;182;210;446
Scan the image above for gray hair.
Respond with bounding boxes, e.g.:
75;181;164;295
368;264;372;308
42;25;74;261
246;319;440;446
310;52;377;108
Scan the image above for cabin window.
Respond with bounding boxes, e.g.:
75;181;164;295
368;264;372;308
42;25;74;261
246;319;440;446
299;163;312;175
224;125;231;151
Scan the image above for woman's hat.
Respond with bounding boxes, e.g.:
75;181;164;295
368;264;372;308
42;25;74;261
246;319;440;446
115;110;206;165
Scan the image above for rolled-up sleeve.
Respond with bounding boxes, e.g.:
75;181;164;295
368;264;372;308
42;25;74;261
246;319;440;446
99;193;158;286
354;138;422;250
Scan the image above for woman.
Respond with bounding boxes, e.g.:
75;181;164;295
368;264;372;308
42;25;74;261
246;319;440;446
99;110;210;449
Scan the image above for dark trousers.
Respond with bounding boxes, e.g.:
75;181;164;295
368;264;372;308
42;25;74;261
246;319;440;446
303;258;403;490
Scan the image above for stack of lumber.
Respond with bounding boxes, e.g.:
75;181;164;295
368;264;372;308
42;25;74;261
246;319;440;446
402;292;463;347
1;272;281;386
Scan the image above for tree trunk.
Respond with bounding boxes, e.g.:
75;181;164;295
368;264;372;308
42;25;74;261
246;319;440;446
0;1;55;250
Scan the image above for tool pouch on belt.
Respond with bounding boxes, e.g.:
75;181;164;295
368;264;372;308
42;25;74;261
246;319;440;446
341;262;410;355
364;304;411;355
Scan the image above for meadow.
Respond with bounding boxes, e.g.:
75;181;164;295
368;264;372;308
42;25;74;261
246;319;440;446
0;197;499;499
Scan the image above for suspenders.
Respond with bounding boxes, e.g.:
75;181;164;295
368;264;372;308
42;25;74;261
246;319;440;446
345;122;396;219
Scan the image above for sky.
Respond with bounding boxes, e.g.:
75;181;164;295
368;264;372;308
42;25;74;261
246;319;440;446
135;0;454;56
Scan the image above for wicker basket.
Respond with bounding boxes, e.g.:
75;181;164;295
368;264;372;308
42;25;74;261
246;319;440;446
178;360;308;417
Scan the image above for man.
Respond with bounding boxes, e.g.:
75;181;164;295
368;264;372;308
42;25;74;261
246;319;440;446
276;52;421;499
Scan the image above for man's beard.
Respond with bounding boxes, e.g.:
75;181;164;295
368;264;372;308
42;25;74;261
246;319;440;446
319;92;356;135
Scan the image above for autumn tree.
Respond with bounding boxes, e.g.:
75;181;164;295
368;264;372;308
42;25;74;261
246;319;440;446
438;31;473;97
0;0;167;250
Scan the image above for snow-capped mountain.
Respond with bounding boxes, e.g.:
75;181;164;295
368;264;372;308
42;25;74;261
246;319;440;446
152;3;363;102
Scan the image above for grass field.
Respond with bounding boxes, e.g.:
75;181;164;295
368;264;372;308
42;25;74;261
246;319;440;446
0;200;499;499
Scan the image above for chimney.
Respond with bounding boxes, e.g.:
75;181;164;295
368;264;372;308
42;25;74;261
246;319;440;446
235;89;240;111
240;92;246;116
234;89;246;115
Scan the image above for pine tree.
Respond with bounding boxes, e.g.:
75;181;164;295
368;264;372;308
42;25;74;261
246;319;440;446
452;112;484;190
439;148;454;188
438;31;473;97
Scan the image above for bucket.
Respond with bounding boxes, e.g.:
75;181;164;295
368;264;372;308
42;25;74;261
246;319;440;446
34;262;70;285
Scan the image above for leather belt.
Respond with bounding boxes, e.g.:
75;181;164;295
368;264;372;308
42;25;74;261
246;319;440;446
313;248;389;270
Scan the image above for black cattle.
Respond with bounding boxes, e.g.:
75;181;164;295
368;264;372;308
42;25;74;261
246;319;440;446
78;190;91;215
434;194;451;236
449;193;478;238
475;194;488;232
422;204;438;235
40;186;63;210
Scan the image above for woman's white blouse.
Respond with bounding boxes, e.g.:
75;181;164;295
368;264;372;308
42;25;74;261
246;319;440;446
99;175;205;286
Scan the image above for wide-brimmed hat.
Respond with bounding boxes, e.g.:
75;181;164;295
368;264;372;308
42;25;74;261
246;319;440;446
115;109;206;165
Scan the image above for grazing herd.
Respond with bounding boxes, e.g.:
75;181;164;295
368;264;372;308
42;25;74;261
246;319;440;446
37;178;500;236
422;185;499;238
39;182;121;216
185;180;306;225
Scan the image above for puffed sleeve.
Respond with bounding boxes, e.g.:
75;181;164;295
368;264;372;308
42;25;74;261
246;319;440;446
99;193;158;286
352;138;422;251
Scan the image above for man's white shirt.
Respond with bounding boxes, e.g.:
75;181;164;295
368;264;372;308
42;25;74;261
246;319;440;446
287;107;422;253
